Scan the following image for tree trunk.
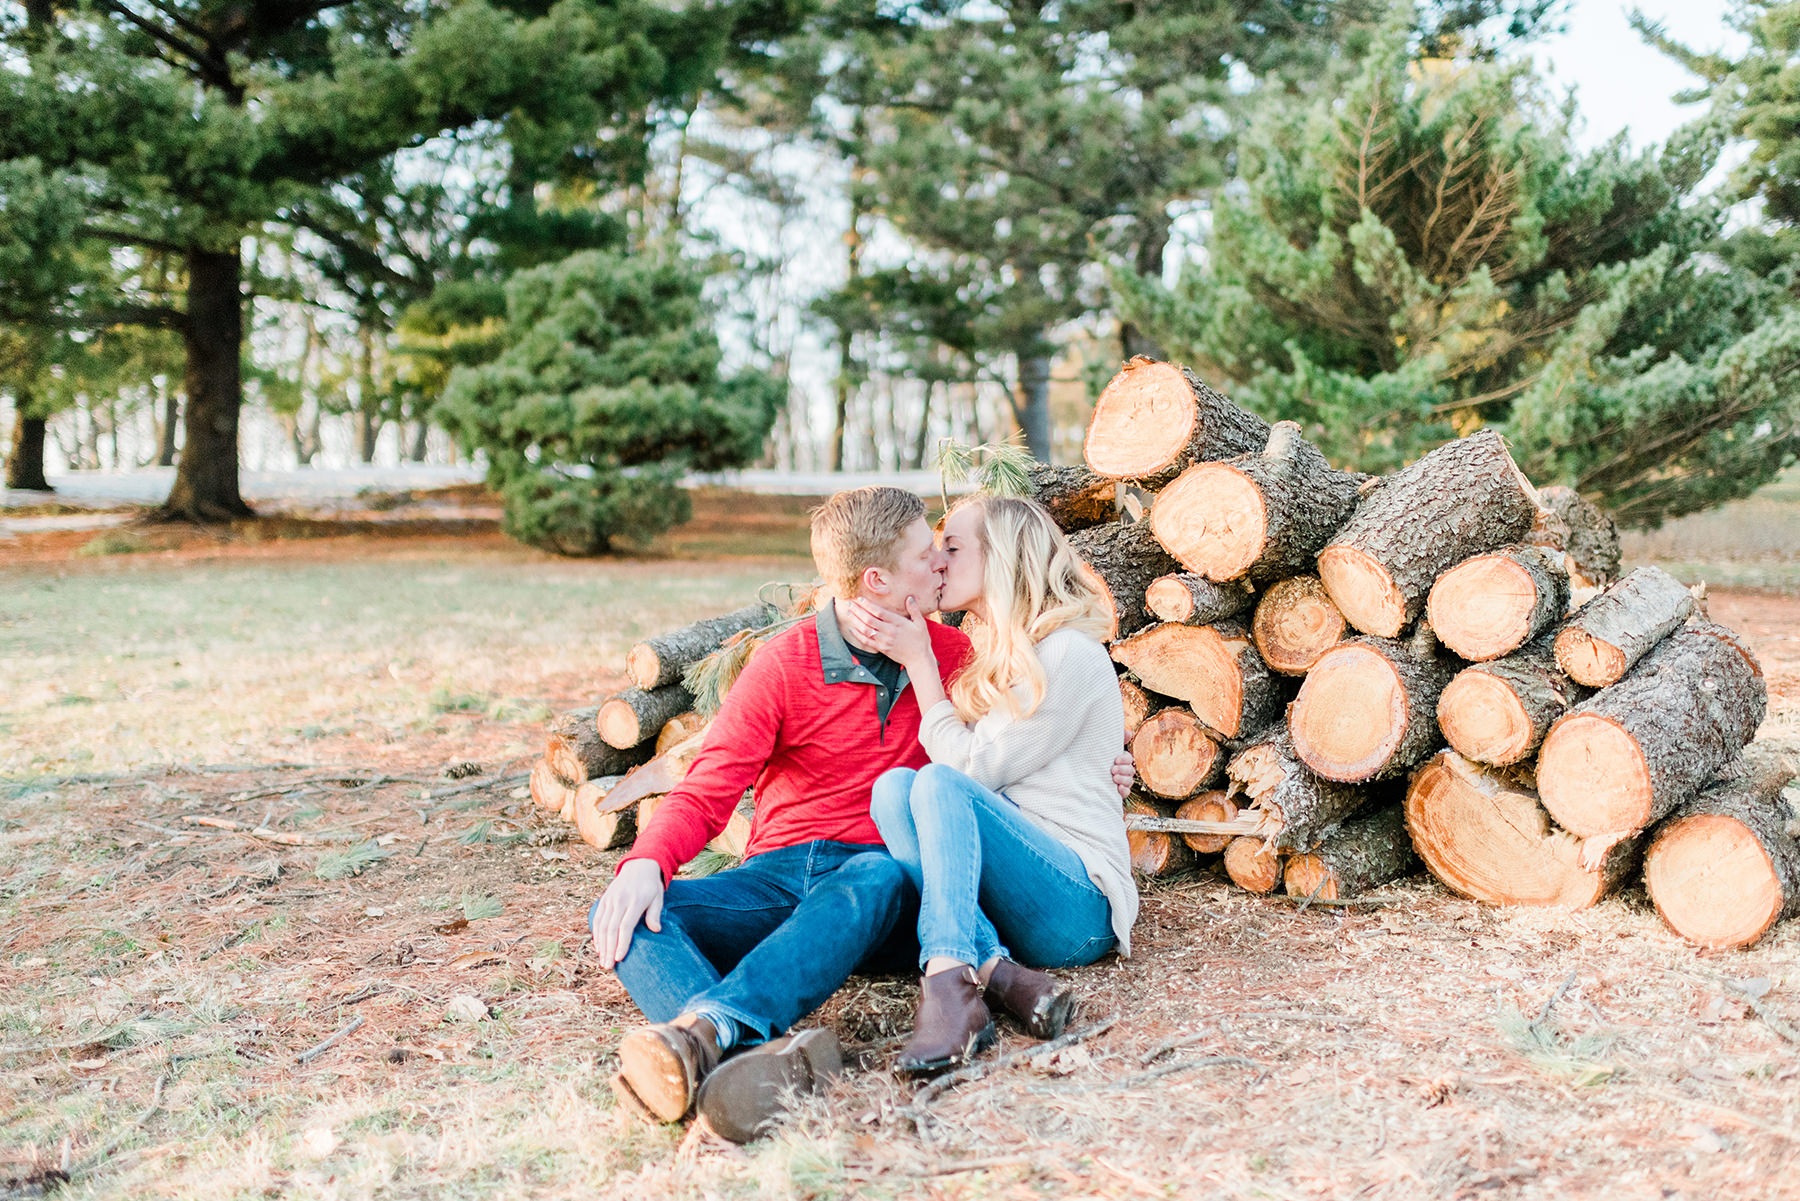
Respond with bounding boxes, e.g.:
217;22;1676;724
1288;626;1456;783
1537;620;1767;843
1317;430;1538;637
1028;464;1117;532
1552;566;1696;687
1405;750;1638;909
1109;620;1287;739
162;245;253;521
6;405;51;491
1119;218;1170;362
598;684;699;750
831;141;867;473
1644;747;1800;949
1175;791;1239;854
1283;805;1417;900
1535;485;1620;589
1083;357;1271;486
1227;729;1383;852
409;419;430;463
1068;520;1180;642
1223;835;1285;893
1435;632;1588;766
626;603;781;691
1426;543;1569;662
158;387;179;467
1015;345;1053;463
1252;575;1347;676
910;381;935;470
1130;707;1221;800
1150;421;1364;584
1144;573;1255;627
546;706;657;787
1126;796;1192;877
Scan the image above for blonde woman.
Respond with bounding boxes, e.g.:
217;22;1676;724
839;495;1136;1075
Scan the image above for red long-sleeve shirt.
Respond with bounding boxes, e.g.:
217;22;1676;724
623;605;974;884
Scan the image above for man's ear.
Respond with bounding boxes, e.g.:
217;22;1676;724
859;565;889;597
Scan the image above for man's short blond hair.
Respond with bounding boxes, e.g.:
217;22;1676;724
810;486;926;598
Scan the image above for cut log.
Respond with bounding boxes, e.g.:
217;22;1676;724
1425;543;1569;662
1149;421;1362;584
1175;791;1240;854
598;683;697;751
1028;464;1117;532
1537;620;1768;844
1536;485;1621;588
1227;730;1380;852
1222;836;1285;893
1283;806;1417;900
546;707;655;787
1083;356;1272;487
573;777;638;851
530;759;576;815
595;731;710;817
1252;575;1347;676
1552;566;1696;688
656;711;708;754
1144;573;1255;626
1118;677;1165;741
710;802;755;859
1109;621;1287;739
1644;749;1800;949
1404;750;1637;908
1068;520;1182;642
1288;626;1456;783
1318;430;1539;637
626;603;781;691
1126;796;1194;877
1130;708;1221;800
1436;632;1589;766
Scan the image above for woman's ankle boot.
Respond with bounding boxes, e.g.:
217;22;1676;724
897;965;995;1075
984;958;1074;1040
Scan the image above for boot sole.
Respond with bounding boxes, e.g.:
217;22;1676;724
697;1027;843;1143
616;1027;699;1123
897;1017;997;1076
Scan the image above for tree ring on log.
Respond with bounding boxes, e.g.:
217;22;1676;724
1282;855;1336;901
1537;713;1653;836
1253;576;1345;675
1317;545;1407;638
1288;645;1407;782
1427;554;1544;660
1644;814;1783;949
1223;836;1283;892
1150;464;1264;580
1436;671;1534;765
1131;709;1220;799
1084;361;1203;478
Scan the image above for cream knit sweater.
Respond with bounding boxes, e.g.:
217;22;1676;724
917;627;1138;955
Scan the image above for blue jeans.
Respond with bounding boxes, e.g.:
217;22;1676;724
594;840;918;1044
870;764;1116;971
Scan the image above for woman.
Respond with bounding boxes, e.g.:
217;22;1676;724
840;494;1136;1075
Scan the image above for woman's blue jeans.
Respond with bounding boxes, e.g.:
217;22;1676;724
870;764;1116;972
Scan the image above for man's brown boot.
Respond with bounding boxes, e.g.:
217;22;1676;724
611;1014;721;1122
897;965;995;1075
984;958;1074;1040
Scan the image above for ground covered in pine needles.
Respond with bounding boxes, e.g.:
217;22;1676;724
4;487;1800;1200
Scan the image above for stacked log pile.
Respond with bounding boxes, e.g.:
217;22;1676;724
1073;356;1795;945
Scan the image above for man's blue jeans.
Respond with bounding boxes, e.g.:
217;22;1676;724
871;764;1116;972
595;840;917;1044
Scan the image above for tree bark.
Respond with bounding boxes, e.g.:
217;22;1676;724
1068;520;1180;641
545;706;656;787
1318;430;1538;637
1144;573;1255;627
1283;805;1417;901
1252;575;1346;676
1227;729;1382;852
597;684;698;750
1015;345;1053;463
1288;626;1456;783
1552;566;1696;688
161;245;252;521
1028;464;1117;532
1083;357;1271;486
158;387;180;467
1130;707;1221;800
626;603;781;691
5;406;51;491
1535;485;1620;589
1426;543;1569;662
1436;632;1589;766
1109;620;1287;739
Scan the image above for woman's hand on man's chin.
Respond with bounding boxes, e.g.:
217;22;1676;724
843;595;935;665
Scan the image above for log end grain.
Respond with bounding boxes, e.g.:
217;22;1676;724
1253;575;1346;675
1553;628;1628;689
1644;814;1784;949
1145;576;1197;623
1282;855;1339;901
1437;670;1536;766
1288;644;1409;782
1131;708;1221;799
1120;677;1160;740
1126;797;1193;877
1150;463;1265;581
1317;545;1407;638
1427;553;1545;661
1084;359;1201;479
1223;835;1284;893
574;780;636;851
1537;712;1656;839
530;760;573;814
1175;791;1239;854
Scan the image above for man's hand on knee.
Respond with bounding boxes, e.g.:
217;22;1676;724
592;858;666;969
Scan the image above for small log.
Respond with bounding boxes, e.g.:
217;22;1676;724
1536;485;1621;588
573;779;638;851
1227;730;1381;852
1083;357;1272;487
1126;796;1194;877
1118;677;1165;741
1436;632;1589;766
1252;575;1347;676
1144;573;1255;626
530;760;576;815
1552;566;1696;688
656;712;708;754
1537;620;1768;843
1149;421;1362;584
1644;749;1800;949
546;707;655;787
1028;464;1118;532
627;603;780;691
1109;621;1287;739
1288;626;1456;783
1404;750;1637;908
1426;543;1569;662
710;801;755;859
1222;836;1285;894
1283;806;1417;901
598;683;697;751
1317;430;1539;637
595;732;710;816
1130;708;1222;800
1175;791;1240;854
1069;520;1182;642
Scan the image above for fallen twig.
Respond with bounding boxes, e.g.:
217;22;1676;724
424;771;532;806
1532;970;1580;1034
1031;1054;1262;1096
1723;980;1800;1046
1264;893;1401;908
902;1015;1118;1137
296;1015;365;1064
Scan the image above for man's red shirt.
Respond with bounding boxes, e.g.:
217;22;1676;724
623;604;975;884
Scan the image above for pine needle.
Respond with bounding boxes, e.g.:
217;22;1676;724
314;840;392;881
680;849;739;878
460;893;503;921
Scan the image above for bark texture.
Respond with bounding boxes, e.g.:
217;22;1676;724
1227;730;1382;852
1426;543;1569;662
161;246;253;521
1069;520;1181;641
1144;573;1255;626
1536;485;1621;588
1553;566;1695;687
1109;621;1287;739
1083;357;1272;487
547;706;656;787
626;603;781;690
1435;632;1589;766
1028;464;1118;532
1283;805;1417;900
1130;707;1221;800
1252;575;1347;676
598;683;699;750
1289;629;1457;783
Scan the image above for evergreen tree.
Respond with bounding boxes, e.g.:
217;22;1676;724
436;250;782;555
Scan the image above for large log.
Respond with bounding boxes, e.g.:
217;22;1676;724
1537;620;1768;844
1552;566;1696;688
1175;791;1240;854
1144;573;1255;627
1149;421;1362;584
1318;430;1538;637
1425;543;1569;662
626;603;781;690
1222;836;1285;893
1252;575;1347;676
1644;749;1800;949
1083;357;1272;487
1284;806;1418;901
1130;708;1222;800
1028;464;1117;532
546;707;656;787
1068;520;1181;642
1435;633;1589;766
1404;750;1637;908
1288;626;1457;783
1536;485;1621;589
598;683;697;751
1126;796;1194;877
1227;730;1380;852
1109;621;1287;739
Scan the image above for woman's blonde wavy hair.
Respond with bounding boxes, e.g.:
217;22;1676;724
947;494;1112;724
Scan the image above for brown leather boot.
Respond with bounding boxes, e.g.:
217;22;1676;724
697;1027;843;1143
984;958;1074;1040
612;1014;721;1122
897;965;995;1075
